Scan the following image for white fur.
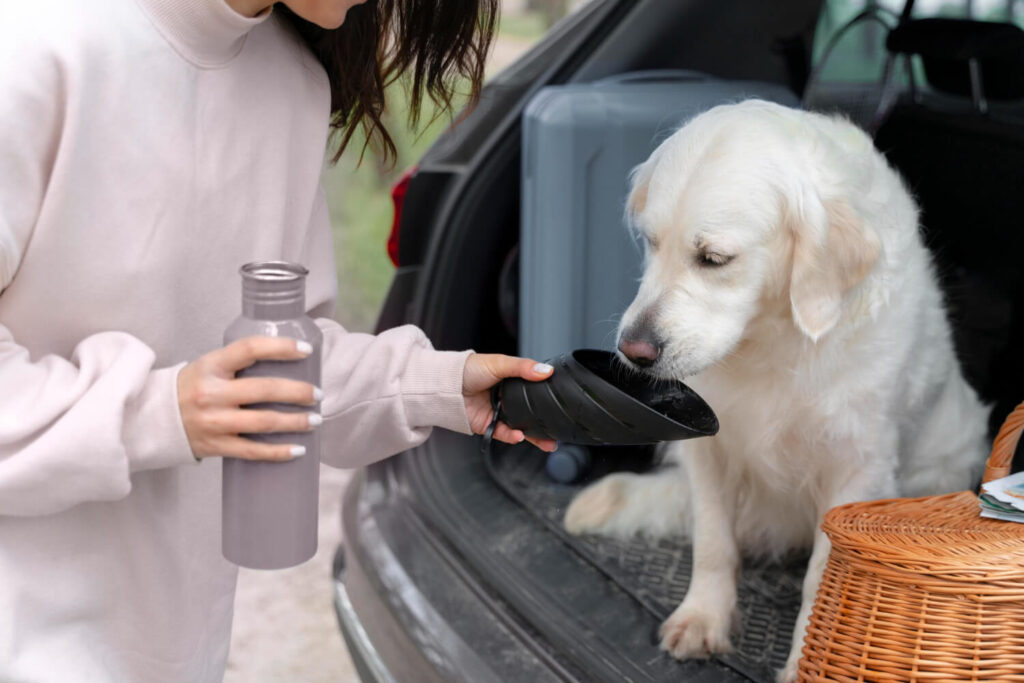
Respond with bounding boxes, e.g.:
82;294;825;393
563;101;989;683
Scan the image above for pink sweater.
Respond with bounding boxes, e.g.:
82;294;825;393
0;0;472;679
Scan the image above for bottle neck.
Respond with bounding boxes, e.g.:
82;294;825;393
239;261;308;321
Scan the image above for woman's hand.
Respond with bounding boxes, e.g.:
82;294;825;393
463;353;558;452
177;337;321;461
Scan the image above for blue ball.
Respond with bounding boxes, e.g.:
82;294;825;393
545;445;592;484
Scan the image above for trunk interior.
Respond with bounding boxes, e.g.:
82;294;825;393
361;1;1024;681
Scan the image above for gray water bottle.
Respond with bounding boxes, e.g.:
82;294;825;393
222;261;323;569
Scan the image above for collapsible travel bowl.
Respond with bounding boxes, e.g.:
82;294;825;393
496;349;718;446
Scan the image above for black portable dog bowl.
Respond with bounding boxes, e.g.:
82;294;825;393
497;349;718;445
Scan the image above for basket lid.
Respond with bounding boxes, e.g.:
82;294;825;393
823;492;1024;590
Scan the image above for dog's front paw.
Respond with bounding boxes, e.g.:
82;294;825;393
775;658;799;683
564;475;627;535
659;603;733;659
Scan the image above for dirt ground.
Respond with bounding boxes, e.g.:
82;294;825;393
225;466;357;682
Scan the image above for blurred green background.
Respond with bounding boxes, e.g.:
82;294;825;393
321;86;458;333
323;1;567;333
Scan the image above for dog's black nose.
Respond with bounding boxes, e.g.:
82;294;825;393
618;337;661;368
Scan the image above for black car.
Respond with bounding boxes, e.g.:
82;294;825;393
332;1;1024;680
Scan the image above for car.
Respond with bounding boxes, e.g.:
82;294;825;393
331;0;1024;680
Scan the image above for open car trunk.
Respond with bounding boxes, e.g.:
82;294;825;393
336;1;1024;681
347;433;807;682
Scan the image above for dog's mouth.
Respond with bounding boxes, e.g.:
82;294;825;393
617;349;716;382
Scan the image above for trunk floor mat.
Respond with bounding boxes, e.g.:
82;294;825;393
485;443;806;683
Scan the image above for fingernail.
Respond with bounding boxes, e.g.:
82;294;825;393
533;362;554;375
312;386;324;402
307;413;323;428
296;340;313;355
289;445;306;458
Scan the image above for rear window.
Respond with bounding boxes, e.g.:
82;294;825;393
813;0;1024;84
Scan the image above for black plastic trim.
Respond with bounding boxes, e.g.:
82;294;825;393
395;431;752;682
340;469;585;682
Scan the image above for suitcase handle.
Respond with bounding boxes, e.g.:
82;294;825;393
596;70;708;86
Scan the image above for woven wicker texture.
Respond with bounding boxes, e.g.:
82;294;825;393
798;402;1024;682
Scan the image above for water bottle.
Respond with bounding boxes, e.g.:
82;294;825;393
222;261;323;569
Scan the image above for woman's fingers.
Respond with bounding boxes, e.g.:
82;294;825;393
490;421;558;452
526;361;555;380
205;409;320;435
213;436;307;462
526;436;558;452
178;336;321;460
491;422;524;445
222;377;320;407
463;353;554;395
214;336;312;375
486;354;554;381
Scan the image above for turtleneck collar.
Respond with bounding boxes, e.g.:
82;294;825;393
135;0;273;68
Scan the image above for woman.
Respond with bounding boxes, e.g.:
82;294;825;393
0;0;555;679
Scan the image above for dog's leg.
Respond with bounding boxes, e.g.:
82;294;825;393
659;444;737;659
564;442;691;539
775;528;830;683
777;455;897;683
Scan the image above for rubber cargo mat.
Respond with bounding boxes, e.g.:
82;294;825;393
485;443;807;683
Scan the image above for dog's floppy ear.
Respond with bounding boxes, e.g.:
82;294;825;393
626;151;661;220
787;192;880;341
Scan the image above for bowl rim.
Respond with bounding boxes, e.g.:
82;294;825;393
565;349;719;437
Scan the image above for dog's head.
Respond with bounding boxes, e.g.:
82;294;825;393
618;100;884;378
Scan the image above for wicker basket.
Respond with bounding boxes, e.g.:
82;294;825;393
798;402;1024;682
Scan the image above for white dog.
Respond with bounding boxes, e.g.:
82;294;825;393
563;100;989;683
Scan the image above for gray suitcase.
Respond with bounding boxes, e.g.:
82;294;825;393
520;71;799;360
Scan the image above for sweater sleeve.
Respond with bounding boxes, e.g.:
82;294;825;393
0;20;198;517
0;329;198;516
298;184;473;469
314;320;474;470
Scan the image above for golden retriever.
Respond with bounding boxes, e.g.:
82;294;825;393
564;100;989;682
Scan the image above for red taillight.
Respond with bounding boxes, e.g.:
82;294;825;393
387;165;417;267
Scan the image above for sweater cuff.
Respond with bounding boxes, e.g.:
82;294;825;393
123;363;199;472
401;348;473;435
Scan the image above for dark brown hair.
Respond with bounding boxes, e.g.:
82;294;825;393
279;1;498;165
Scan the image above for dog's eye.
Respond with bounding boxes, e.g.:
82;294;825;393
698;251;734;267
